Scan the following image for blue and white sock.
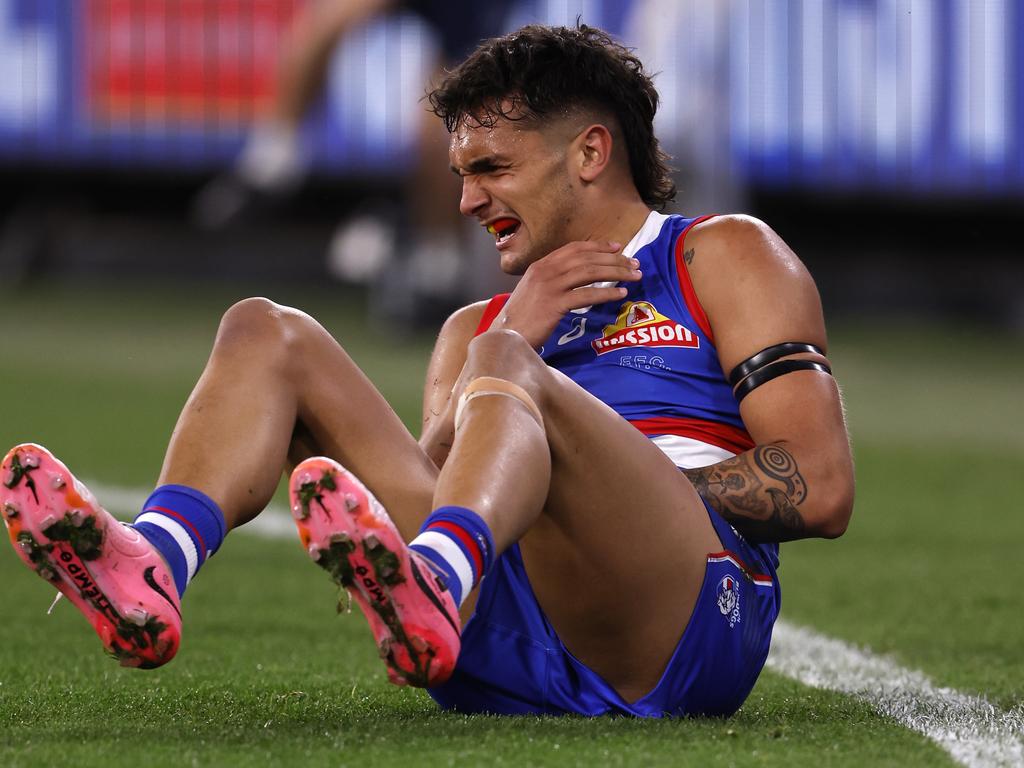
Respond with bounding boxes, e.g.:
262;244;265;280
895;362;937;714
409;505;495;607
132;484;227;598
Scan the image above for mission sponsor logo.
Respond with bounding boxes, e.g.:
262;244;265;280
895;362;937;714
591;301;699;356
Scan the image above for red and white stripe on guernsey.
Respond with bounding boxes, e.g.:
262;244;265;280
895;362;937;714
648;435;735;468
673;214;717;343
708;551;774;587
630;416;754;456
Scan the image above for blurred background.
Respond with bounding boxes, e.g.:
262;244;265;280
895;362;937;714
0;0;1020;329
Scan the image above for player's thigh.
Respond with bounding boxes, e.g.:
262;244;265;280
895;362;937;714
518;368;721;682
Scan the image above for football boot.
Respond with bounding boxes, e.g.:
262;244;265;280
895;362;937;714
290;457;460;687
1;443;181;668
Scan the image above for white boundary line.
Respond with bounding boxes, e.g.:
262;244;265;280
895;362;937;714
767;623;1024;768
90;481;1024;767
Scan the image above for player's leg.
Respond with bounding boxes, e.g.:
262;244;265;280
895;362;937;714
193;0;396;228
1;297;438;667
433;330;721;701
367;59;478;325
401;61;467;297
282;327;716;696
272;0;396;131
158;296;437;539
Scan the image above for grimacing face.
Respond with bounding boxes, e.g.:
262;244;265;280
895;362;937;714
449;113;583;275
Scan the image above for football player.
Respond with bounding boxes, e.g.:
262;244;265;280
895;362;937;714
2;23;853;716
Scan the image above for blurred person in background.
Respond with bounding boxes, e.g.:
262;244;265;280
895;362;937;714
193;0;514;324
625;0;744;215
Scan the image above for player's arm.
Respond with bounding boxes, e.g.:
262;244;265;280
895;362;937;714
680;215;855;542
418;301;489;469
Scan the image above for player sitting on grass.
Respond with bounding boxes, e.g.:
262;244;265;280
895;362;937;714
0;23;854;716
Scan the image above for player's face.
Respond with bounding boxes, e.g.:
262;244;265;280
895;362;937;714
449;114;581;275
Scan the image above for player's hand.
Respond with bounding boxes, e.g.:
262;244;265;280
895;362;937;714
492;240;641;349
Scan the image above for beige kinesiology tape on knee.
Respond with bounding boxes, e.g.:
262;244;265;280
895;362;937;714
453;377;544;431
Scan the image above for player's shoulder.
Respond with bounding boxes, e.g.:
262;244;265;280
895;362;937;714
679;214;806;288
437;300;492;343
685;214;801;273
448;299;491;328
683;214;825;351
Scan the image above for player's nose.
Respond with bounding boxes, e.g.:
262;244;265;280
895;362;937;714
459;176;488;218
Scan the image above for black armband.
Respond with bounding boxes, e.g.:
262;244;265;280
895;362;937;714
733;359;832;403
728;342;826;386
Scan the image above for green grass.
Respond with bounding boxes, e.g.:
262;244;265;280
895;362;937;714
0;280;1020;765
785;322;1024;709
780;443;1024;709
0;536;951;767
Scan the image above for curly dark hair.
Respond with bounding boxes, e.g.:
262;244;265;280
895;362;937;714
428;23;676;209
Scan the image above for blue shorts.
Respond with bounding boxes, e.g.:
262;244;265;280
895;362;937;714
428;504;781;717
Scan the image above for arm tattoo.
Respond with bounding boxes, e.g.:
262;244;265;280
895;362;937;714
682;445;808;542
683;247;695;265
753;445;806;504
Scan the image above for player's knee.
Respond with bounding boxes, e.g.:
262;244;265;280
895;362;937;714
465;330;548;401
467;330;543;380
214;297;306;360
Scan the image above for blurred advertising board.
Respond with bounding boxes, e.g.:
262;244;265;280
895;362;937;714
86;0;292;127
726;0;1023;197
0;0;432;171
0;0;1021;198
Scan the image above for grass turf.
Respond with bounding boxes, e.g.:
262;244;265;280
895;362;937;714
1;280;1019;765
0;534;951;767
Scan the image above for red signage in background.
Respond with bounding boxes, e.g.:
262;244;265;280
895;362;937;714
86;0;301;128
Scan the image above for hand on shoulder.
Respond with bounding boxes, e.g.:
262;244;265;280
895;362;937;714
493;240;641;348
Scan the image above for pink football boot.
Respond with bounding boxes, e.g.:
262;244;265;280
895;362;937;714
1;444;181;668
290;457;460;687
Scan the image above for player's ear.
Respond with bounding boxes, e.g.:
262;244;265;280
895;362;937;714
575;123;614;183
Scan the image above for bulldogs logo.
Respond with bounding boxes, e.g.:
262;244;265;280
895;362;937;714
717;575;741;628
